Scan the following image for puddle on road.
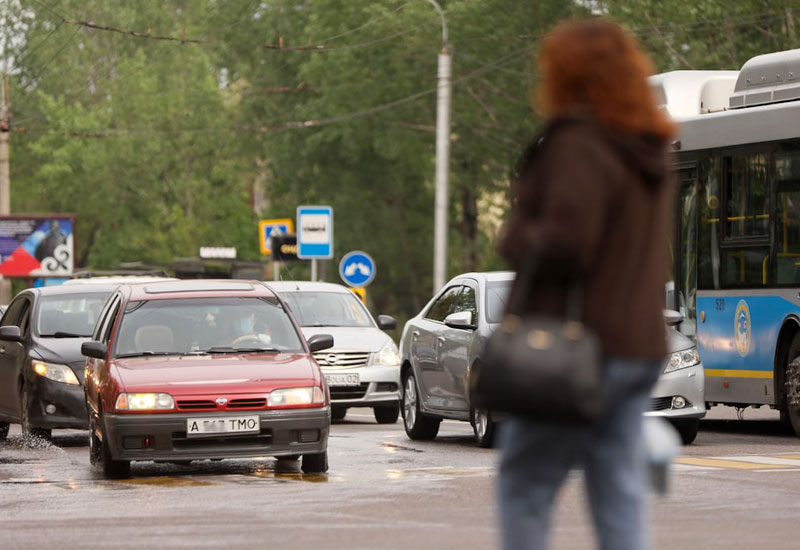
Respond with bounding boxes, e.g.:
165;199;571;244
384;466;494;480
381;442;424;454
116;476;217;487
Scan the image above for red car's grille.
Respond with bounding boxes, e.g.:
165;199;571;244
177;400;215;410
228;398;267;409
176;397;268;411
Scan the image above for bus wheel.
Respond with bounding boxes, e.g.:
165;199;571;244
785;356;800;437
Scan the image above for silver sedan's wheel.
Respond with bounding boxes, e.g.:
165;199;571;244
471;408;496;448
401;371;440;440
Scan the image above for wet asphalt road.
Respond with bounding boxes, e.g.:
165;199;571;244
2;406;800;549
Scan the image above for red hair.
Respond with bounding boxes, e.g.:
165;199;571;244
536;18;675;141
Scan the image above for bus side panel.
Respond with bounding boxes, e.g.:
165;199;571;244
697;292;798;406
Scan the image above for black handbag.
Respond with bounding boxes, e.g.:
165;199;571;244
469;255;604;423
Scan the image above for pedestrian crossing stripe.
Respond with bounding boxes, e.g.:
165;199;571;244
675;454;800;471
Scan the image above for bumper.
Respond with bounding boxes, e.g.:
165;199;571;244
323;365;400;408
103;407;330;462
27;377;88;430
645;363;706;420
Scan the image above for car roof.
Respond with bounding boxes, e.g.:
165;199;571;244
448;271;515;284
267;281;354;294
62;276;177;285
123;279;274;301
28;283;121;296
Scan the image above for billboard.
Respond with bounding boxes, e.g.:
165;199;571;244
0;216;74;277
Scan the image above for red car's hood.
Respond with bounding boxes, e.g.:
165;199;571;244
113;353;318;396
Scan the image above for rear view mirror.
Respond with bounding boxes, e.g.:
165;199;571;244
377;315;397;331
307;334;334;353
81;341;108;359
663;310;684;327
444;311;476;330
0;326;21;342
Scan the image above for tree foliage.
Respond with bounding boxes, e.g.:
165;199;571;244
4;0;800;320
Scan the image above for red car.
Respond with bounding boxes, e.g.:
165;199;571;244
82;280;333;479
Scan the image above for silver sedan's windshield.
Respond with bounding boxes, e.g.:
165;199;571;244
114;297;304;357
281;291;373;328
486;281;513;324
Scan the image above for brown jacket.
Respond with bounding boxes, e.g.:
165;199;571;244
498;112;674;360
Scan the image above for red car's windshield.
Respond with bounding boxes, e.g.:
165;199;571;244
114;297;304;357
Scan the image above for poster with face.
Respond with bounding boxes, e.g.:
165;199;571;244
0;216;74;277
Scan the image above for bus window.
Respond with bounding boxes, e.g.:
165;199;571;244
723;153;769;239
698;154;721;290
775;145;800;285
678;167;699;336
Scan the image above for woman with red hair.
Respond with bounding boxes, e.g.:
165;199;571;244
496;18;675;550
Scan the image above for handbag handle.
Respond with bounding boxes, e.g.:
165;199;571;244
509;246;585;322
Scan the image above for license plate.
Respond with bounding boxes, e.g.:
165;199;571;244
186;415;260;437
325;373;360;386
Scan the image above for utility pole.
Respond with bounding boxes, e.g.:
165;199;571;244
0;58;10;303
427;0;452;294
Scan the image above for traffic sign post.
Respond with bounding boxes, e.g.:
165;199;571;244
339;250;376;288
258;218;294;255
297;206;333;281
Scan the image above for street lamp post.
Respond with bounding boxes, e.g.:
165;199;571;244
427;0;451;293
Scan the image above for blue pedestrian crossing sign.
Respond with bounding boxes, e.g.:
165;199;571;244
259;218;294;255
339;250;376;288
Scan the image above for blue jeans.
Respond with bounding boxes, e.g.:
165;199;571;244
497;358;661;550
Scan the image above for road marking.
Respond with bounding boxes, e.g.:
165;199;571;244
674;454;800;471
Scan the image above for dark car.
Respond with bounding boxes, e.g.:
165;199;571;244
0;284;118;441
82;280;334;479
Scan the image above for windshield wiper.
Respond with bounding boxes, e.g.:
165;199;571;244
199;346;281;354
40;331;86;338
116;351;179;358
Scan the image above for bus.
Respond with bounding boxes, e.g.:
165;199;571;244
652;49;800;436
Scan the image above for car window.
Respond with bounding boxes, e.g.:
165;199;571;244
281;291;374;328
93;294;119;341
37;292;113;337
1;296;27;327
425;286;463;322
486;280;513;323
113;296;304;357
458;286;478;321
18;300;32;337
101;299;122;344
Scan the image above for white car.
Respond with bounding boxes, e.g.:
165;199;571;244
268;281;401;423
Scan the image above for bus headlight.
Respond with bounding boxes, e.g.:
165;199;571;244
664;347;700;374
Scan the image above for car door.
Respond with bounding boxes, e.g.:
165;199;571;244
84;293;121;414
437;282;479;413
0;295;32;418
412;285;463;410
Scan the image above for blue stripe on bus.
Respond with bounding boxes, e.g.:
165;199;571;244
697;295;798;373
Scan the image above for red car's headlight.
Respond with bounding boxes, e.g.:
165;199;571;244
268;387;324;407
115;393;175;411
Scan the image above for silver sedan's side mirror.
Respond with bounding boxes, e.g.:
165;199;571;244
663;309;684;327
444;311;476;330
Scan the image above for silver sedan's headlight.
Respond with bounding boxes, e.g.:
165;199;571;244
664;347;701;374
32;361;80;385
373;343;400;367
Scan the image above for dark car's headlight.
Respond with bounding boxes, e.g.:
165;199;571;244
664;347;700;374
32;361;80;385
